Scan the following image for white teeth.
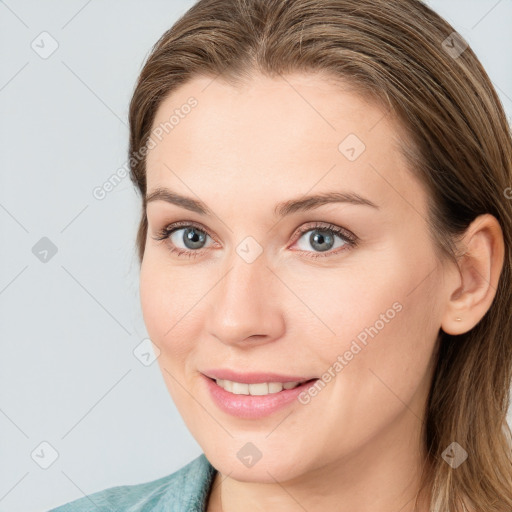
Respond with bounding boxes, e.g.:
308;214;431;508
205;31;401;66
249;383;269;395
232;382;249;395
268;382;283;393
215;379;302;395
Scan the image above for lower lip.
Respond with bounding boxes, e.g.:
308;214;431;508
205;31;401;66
202;375;318;419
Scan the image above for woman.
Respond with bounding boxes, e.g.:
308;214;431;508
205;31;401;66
50;0;512;510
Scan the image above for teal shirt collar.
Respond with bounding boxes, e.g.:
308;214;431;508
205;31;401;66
48;453;218;512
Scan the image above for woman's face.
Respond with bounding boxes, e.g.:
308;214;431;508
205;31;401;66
140;72;447;482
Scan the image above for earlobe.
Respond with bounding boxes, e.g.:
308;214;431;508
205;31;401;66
440;214;505;336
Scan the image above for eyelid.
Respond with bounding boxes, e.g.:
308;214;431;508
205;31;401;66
161;220;219;244
289;221;357;245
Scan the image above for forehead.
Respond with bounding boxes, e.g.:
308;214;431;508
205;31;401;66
145;73;428;219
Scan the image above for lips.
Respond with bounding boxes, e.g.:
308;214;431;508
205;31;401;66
202;369;316;384
204;377;318;418
201;370;320;419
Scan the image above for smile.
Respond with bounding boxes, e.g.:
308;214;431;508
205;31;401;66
214;379;305;395
202;373;319;419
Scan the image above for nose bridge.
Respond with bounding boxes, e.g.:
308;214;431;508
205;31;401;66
207;246;282;345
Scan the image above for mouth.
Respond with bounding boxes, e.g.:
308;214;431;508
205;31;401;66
201;372;320;419
207;377;318;396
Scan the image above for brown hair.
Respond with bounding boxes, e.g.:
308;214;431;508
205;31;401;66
128;0;512;509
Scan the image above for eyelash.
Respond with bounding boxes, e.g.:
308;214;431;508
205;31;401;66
151;220;358;260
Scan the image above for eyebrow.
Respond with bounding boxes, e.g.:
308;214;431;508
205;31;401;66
145;187;379;217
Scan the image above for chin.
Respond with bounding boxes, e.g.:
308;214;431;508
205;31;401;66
204;445;312;483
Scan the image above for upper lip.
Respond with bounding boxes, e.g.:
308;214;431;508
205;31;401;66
202;369;317;384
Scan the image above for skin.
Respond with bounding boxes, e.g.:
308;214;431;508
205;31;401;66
140;72;504;512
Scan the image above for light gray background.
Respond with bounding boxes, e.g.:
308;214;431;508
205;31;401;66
0;1;511;511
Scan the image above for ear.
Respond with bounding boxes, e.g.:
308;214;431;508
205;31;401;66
440;214;505;335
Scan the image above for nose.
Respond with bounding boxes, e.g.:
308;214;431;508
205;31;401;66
205;250;285;347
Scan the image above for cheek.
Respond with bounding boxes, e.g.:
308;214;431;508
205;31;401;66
278;251;409;356
296;241;439;396
139;260;202;414
139;259;194;359
297;291;437;461
139;255;221;378
139;260;168;342
325;257;440;426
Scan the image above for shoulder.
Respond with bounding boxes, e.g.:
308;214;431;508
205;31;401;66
47;453;217;512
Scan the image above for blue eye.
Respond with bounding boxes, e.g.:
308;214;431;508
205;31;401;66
293;224;356;257
152;222;212;258
152;221;358;259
